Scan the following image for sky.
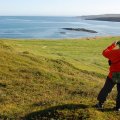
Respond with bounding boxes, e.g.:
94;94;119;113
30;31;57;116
0;0;120;16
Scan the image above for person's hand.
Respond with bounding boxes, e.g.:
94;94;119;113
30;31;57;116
111;41;117;46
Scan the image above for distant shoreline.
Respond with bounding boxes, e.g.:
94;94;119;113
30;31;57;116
86;17;120;22
80;14;120;22
0;35;120;41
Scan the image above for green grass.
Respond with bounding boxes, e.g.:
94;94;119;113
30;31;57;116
0;36;120;120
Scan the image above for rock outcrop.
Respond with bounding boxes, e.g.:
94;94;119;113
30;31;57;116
62;28;97;33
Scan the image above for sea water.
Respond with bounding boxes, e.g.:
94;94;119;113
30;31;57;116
0;16;120;39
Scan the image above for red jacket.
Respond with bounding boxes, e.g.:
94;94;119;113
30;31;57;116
102;43;120;78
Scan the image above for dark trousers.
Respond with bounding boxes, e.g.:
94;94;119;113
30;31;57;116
97;77;120;108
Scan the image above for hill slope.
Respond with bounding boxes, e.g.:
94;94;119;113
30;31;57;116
0;37;120;120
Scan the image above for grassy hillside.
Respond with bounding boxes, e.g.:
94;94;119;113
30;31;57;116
0;37;120;120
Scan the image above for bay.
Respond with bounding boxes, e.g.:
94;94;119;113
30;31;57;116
0;16;120;39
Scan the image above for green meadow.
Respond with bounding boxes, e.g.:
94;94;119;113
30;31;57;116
0;36;120;120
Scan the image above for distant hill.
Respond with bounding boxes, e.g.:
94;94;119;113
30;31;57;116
80;14;120;22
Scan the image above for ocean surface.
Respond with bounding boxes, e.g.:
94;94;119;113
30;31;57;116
0;16;120;39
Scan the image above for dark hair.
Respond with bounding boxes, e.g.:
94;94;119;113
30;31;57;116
117;41;120;47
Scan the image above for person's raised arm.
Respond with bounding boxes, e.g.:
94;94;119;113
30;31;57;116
102;42;116;59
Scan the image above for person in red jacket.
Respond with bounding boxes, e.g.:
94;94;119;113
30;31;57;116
95;41;120;111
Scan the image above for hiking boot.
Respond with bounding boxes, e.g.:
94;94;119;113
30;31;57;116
117;108;120;111
94;102;103;109
113;107;120;111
